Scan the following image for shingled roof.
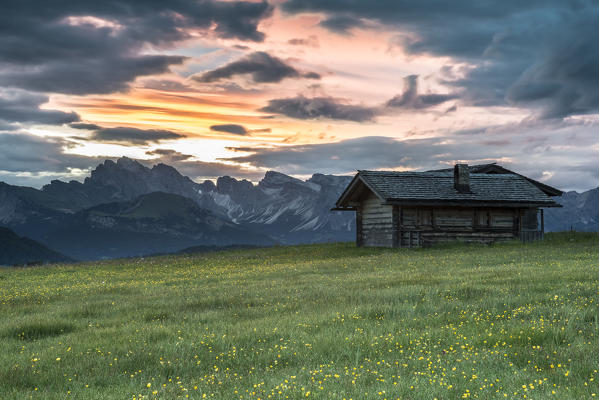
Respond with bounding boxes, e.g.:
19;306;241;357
429;163;562;196
335;170;561;209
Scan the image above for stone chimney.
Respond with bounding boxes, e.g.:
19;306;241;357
454;164;470;193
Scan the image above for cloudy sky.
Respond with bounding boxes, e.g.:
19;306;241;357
2;0;599;191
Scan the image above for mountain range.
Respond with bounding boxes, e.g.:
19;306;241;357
545;188;599;232
0;157;597;262
0;158;353;260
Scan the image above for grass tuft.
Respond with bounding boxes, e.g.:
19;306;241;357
4;320;76;341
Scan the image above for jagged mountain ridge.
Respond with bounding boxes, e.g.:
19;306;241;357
39;158;214;212
37;158;355;243
0;157;356;259
200;171;354;243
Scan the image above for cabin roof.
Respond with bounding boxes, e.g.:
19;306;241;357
335;170;561;209
428;163;563;196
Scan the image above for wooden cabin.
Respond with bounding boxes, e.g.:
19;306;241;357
333;164;562;247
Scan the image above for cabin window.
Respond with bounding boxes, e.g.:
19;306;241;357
522;209;538;230
402;208;417;226
477;211;489;227
490;213;513;228
435;210;473;227
418;210;432;226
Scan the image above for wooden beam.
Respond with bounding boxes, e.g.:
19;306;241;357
356;207;363;247
384;200;561;208
399;207;403;248
519;209;523;233
541;208;544;234
392;205;400;248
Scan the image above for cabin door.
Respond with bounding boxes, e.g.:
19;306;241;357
399;230;421;248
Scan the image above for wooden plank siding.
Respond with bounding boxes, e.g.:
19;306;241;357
392;206;400;248
360;191;394;247
357;194;542;247
355;207;363;247
398;207;525;247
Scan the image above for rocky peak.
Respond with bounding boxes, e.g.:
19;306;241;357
216;175;238;190
43;179;83;190
86;158;147;187
217;176;254;194
259;171;307;188
308;173;352;188
198;180;217;193
116;157;146;172
151;163;184;179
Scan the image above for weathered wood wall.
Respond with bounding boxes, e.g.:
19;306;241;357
357;194;541;247
522;208;538;230
359;191;394;247
399;206;533;247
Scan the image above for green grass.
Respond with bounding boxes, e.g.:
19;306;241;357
1;232;598;399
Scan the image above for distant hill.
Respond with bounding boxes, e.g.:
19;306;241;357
545;187;599;232
30;192;276;260
0;227;71;266
176;244;264;255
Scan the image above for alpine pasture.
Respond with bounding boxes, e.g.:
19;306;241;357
1;233;598;399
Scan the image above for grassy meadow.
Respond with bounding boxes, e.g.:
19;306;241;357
1;233;598;399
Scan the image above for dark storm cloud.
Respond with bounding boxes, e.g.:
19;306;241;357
1;55;186;95
70;123;102;131
504;19;599;119
0;89;79;126
89;127;184;145
223;136;453;173
261;96;378;122
282;0;558;57
386;75;458;109
210;124;249;135
0;121;18;131
262;76;455;121
0;132;105;175
141;79;194;93
194;52;320;84
302;72;322;80
282;0;599;119
0;0;272;95
146;149;193;162
318;15;365;35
